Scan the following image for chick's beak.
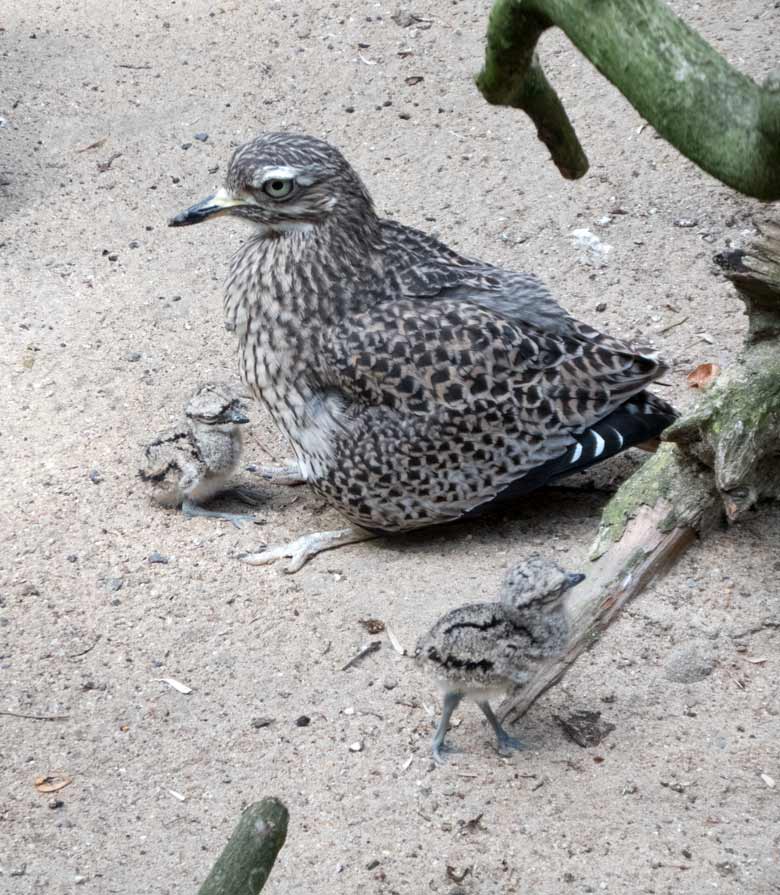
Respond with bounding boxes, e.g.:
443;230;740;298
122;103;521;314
228;406;250;425
565;572;586;590
169;187;248;227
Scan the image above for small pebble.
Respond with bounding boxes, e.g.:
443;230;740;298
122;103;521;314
107;253;118;262
106;577;124;592
181;142;192;150
366;859;380;870
48;798;64;809
383;679;398;690
126;352;141;362
673;218;698;228
595;302;607;312
398;112;411;120
208;165;219;174
349;740;364;752
194;132;209;142
664;641;715;683
344;106;355;113
251;717;274;729
66;554;78;563
295;715;311;727
129;240;140;249
171;176;180;184
89;469;102;484
148;551;169;565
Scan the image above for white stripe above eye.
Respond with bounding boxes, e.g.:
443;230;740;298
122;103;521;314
253;166;300;187
590;430;605;457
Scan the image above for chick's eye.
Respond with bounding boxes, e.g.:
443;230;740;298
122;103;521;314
262;178;294;199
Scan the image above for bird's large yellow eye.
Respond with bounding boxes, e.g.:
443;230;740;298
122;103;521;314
262;178;294;199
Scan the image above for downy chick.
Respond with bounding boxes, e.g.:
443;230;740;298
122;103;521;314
140;382;257;527
415;555;584;764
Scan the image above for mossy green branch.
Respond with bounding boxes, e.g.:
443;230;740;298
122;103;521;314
477;0;780;199
197;798;288;895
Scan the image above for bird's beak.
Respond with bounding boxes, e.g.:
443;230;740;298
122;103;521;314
565;572;586;590
168;187;248;227
228;406;250;425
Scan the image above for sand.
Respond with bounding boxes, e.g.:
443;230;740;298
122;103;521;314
1;1;779;892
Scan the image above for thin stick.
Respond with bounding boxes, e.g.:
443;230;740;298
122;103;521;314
0;710;69;721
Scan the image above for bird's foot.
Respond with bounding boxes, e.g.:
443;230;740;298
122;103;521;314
494;731;525;756
432;742;461;766
246;461;306;486
220;485;266;507
238;527;377;573
181;499;255;530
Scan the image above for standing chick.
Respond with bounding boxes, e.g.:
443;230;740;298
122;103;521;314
140;382;256;527
415;556;584;764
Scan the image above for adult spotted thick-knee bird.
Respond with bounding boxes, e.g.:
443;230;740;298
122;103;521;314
170;133;676;571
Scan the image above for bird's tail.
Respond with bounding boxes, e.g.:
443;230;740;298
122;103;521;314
465;390;677;515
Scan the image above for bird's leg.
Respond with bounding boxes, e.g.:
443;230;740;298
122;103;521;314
181;499;254;530
238;527;377;573
477;701;524;755
247;461;306;486
431;692;464;765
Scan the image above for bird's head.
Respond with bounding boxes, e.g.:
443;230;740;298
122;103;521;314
185;382;250;431
169;132;374;234
499;555;585;610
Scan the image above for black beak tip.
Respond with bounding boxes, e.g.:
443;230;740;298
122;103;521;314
169;212;192;228
567;572;586;589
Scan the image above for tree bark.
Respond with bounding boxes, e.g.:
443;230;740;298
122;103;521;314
197;798;288;895
477;0;780;199
501;221;780;722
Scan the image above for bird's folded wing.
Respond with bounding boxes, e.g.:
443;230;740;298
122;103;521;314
319;297;664;442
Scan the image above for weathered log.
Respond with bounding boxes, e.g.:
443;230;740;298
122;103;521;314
477;0;780;199
501;221;780;722
197;798;288;895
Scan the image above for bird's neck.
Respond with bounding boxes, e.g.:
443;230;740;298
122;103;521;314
513;604;569;656
225;212;382;325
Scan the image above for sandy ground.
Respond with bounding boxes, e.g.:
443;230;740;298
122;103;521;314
2;1;779;893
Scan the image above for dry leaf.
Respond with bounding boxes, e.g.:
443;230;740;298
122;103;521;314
405;75;424;85
154;677;192;694
687;362;720;390
35;775;72;793
76;137;107;152
446;866;472;883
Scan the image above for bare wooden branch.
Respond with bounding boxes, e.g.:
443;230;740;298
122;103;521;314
477;0;780;199
197;798;288;895
500;450;719;723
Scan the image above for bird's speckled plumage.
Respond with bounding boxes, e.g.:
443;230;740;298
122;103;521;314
140;382;249;509
416;556;577;694
415;555;583;762
173;133;676;536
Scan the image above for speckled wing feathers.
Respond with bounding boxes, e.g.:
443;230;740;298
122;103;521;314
415;602;537;689
139;428;201;505
314;295;668;530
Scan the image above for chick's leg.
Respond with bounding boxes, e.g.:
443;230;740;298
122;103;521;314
431;692;464;765
182;499;254;530
477;701;524;754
